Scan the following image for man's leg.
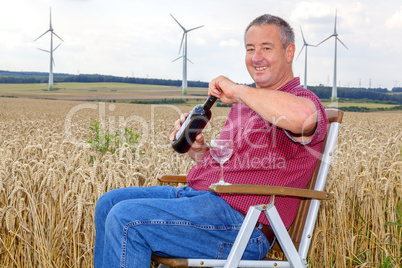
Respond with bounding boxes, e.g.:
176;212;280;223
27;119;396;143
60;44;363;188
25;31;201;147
101;186;270;268
94;185;179;267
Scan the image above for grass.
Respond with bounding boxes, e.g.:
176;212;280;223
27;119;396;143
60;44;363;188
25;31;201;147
0;82;203;93
0;82;210;101
322;101;400;109
0;82;399;110
0;82;170;90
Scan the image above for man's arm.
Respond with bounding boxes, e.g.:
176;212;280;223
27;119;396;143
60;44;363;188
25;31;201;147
209;76;318;143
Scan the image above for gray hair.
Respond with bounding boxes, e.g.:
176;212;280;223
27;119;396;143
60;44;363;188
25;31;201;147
245;14;295;50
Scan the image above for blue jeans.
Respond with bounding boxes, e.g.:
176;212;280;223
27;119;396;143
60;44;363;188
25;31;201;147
94;186;271;268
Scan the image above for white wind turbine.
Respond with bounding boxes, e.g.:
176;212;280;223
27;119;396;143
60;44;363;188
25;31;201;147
317;10;348;101
170;14;204;95
296;26;317;89
35;8;64;91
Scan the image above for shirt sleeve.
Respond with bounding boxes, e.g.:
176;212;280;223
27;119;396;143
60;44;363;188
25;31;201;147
282;87;329;146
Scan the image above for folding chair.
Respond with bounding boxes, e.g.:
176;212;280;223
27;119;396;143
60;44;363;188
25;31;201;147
152;108;343;268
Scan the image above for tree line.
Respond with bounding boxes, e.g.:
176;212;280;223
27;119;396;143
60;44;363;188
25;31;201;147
1;70;402;104
308;86;402;104
0;70;209;88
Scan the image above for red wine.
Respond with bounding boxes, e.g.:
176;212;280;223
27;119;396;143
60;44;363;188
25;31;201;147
172;96;217;153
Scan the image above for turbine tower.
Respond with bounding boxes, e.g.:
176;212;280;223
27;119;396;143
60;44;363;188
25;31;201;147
317;10;348;102
171;14;204;95
35;8;64;91
296;26;317;89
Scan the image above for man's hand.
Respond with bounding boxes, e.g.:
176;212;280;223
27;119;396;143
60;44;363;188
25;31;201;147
169;113;209;163
208;76;245;105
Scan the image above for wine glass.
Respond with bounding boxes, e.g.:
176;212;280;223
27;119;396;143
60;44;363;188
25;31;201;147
210;139;234;185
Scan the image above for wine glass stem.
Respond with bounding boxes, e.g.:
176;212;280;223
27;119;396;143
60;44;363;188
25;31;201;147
219;163;225;183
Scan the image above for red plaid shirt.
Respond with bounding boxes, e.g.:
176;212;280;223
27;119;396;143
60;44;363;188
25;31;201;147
187;78;328;228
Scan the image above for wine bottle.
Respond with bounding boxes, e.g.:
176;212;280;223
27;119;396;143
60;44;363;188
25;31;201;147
172;95;217;153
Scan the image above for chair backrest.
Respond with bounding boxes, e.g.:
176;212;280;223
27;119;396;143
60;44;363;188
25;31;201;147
271;108;343;255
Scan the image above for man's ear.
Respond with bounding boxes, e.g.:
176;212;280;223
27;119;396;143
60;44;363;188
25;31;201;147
286;43;296;63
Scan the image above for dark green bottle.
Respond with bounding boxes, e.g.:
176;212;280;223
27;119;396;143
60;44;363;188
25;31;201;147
172;95;217;153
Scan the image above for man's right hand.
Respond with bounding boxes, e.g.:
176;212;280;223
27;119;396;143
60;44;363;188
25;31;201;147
169;113;209;163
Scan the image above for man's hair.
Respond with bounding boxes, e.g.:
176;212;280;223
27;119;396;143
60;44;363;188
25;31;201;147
245;14;295;50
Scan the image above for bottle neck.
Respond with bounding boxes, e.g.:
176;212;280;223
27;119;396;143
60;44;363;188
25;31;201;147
203;96;217;110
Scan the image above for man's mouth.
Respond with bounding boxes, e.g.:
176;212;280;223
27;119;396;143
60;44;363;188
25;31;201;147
255;66;268;71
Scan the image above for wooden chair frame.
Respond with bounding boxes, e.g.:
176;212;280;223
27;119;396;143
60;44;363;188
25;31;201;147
152;108;343;268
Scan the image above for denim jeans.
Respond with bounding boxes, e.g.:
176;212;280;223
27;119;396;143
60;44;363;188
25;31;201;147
94;186;271;268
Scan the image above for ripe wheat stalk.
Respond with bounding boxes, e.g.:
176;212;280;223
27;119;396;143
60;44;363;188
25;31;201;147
0;98;401;267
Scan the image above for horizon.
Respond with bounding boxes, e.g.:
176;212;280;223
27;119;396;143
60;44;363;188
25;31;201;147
1;69;398;92
1;0;402;90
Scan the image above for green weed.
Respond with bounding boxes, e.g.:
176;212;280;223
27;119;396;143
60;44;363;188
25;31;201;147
87;119;140;162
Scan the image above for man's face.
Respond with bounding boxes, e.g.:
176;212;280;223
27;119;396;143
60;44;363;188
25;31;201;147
245;24;294;89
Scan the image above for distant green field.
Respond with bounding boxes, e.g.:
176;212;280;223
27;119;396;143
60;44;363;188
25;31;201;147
0;82;178;91
0;82;209;101
321;101;400;109
0;82;400;111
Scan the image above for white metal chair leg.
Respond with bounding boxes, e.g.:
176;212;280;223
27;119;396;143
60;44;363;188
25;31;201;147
264;198;306;268
224;205;264;268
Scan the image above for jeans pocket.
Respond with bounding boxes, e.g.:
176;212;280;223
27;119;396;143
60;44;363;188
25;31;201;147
217;236;266;260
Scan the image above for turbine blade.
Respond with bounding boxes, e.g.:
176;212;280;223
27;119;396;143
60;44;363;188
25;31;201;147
50;7;53;29
187;25;204;32
337;37;348;49
334;10;338;34
300;26;306;43
34;30;50;41
53;43;62;52
37;48;50;53
53;32;64;42
316;35;334;46
170;14;186;31
171;56;183;63
52;58;56;67
187;58;194;64
296;45;306;61
179;33;185;54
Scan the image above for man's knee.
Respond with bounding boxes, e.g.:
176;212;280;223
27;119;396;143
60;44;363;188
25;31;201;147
95;190;116;219
104;200;149;228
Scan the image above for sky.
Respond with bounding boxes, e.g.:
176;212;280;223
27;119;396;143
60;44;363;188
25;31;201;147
1;0;402;90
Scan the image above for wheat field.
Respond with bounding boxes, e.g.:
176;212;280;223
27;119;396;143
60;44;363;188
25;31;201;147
0;98;401;267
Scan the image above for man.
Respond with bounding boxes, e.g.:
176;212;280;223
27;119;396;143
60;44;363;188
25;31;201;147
94;14;328;267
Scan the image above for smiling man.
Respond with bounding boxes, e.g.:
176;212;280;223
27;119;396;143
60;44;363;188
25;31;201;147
94;14;328;268
208;16;319;144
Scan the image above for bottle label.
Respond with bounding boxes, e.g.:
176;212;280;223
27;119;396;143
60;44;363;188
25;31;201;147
175;114;192;140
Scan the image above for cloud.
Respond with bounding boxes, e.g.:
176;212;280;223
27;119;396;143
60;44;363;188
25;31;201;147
385;7;402;29
291;2;332;22
218;39;241;47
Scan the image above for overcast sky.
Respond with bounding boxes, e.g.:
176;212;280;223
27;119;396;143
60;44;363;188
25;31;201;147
1;0;402;90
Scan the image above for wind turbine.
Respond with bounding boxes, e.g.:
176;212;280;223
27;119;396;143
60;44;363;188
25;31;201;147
170;14;204;95
296;26;317;89
34;8;64;91
317;10;348;102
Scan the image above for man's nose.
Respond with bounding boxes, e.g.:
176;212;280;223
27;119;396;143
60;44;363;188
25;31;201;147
252;50;264;62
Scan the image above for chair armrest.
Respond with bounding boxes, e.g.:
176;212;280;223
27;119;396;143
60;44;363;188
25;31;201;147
151;255;188;266
158;174;187;183
209;184;333;200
